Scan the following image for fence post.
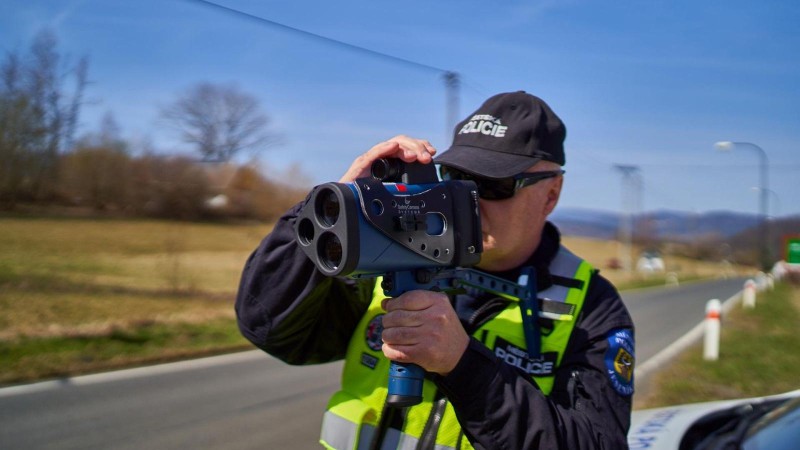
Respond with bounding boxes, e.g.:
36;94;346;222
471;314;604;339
665;272;679;287
743;279;757;309
756;272;767;291
703;299;721;361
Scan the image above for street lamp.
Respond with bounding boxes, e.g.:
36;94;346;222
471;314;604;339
714;141;770;269
751;187;781;219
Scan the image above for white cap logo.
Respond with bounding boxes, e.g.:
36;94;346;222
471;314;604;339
458;114;508;138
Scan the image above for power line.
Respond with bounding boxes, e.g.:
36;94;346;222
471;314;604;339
637;163;800;171
184;0;449;75
183;0;464;143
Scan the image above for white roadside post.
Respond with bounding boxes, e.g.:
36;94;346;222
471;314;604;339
743;279;757;309
703;299;722;361
755;272;767;291
665;272;679;287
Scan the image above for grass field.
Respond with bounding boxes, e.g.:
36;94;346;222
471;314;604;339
0;216;750;385
0;217;270;384
635;282;800;409
560;236;745;289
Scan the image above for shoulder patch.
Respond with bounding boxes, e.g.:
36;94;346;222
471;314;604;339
605;328;635;396
365;314;384;352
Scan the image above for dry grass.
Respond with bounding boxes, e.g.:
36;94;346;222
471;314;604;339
0;219;739;340
0;216;751;384
0;217;270;339
561;235;750;288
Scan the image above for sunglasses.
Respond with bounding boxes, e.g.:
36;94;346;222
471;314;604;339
440;166;564;200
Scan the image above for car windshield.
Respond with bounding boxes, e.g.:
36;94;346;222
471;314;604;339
679;397;799;450
741;397;800;450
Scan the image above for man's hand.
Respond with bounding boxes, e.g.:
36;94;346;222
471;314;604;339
380;290;469;376
339;135;436;183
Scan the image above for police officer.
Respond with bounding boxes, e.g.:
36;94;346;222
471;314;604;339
236;91;635;449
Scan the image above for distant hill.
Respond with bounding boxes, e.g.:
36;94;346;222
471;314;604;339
550;207;762;241
638;210;762;241
549;208;621;239
550;207;800;267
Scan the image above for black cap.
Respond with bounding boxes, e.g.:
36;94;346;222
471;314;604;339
436;91;566;179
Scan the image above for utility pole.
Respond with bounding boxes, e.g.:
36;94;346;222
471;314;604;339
443;71;460;144
714;141;771;270
615;165;642;273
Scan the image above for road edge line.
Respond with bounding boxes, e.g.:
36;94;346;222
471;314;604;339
634;289;743;383
0;350;265;398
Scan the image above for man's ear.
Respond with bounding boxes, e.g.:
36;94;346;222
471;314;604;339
543;176;563;217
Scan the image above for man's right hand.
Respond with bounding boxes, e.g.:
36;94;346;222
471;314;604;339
380;290;470;376
339;135;437;183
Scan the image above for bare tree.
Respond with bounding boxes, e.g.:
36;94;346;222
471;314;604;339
0;53;37;205
58;112;131;210
78;111;127;152
161;83;274;162
0;29;88;206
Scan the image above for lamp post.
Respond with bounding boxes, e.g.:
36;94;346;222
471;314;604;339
714;141;770;269
764;188;781;218
614;164;641;273
751;187;781;219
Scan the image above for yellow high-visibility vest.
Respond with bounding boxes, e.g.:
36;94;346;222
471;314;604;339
321;246;593;450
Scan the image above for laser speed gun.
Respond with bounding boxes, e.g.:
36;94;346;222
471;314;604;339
294;159;482;277
294;159;539;408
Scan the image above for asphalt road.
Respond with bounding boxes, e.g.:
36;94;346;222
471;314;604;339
0;277;747;449
622;277;746;363
0;352;342;450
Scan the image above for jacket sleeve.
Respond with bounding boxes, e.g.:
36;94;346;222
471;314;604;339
235;200;373;365
435;273;634;449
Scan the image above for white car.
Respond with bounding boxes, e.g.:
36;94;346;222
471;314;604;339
628;389;800;449
636;251;665;273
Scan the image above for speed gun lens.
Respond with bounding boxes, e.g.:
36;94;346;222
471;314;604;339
318;232;343;271
316;188;340;227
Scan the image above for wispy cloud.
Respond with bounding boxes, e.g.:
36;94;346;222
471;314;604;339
500;0;578;28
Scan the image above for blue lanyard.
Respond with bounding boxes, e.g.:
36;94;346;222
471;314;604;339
516;266;540;359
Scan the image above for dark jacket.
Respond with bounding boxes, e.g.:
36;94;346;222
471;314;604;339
236;201;635;449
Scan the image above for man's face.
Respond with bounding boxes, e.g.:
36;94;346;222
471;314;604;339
475;162;563;272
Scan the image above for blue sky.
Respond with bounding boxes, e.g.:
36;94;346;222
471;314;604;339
2;0;798;217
